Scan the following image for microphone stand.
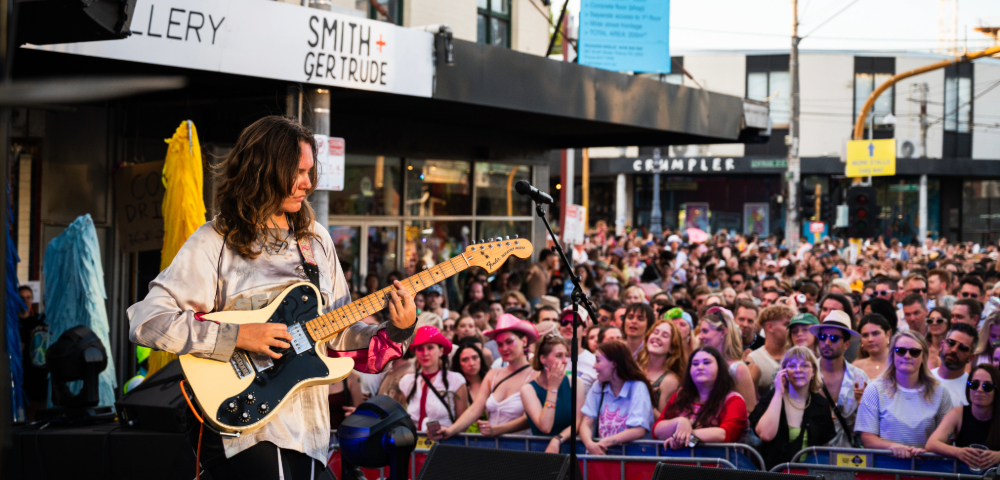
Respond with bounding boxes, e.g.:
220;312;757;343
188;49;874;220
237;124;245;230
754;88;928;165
534;202;599;480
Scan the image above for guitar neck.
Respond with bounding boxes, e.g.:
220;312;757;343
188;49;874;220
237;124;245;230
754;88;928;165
304;253;471;344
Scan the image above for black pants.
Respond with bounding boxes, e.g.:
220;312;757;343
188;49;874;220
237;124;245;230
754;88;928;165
207;441;333;480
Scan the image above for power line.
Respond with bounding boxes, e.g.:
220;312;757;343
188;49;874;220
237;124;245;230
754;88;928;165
670;26;998;44
927;77;1000;127
800;0;863;39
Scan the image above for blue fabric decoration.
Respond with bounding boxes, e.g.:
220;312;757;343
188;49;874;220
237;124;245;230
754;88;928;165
43;214;117;407
5;184;26;421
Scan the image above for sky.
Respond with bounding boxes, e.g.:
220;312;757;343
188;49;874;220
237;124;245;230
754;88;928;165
561;0;1000;53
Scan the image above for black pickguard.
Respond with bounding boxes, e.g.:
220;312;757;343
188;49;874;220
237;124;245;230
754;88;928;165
214;285;329;428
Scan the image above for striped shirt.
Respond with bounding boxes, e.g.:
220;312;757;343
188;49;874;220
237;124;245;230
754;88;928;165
855;377;953;448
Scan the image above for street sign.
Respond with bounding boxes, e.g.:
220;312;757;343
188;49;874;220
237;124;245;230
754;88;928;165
846;139;896;177
889;184;919;192
563;205;587;245
314;135;345;191
578;0;670;73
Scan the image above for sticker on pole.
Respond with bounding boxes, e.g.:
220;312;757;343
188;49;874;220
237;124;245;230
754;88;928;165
563;205;587;245
315;136;345;191
846;139;895;177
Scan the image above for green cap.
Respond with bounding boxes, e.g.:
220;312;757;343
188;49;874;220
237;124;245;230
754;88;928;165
790;313;819;327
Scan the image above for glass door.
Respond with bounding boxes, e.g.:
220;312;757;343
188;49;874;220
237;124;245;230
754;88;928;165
328;219;401;296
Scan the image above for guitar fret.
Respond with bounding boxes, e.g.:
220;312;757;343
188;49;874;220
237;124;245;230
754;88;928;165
406;278;418;294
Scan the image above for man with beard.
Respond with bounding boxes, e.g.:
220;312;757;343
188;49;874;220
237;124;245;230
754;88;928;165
810;311;870;447
931;323;977;407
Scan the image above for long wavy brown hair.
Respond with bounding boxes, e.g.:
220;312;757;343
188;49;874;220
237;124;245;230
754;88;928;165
213;116;319;259
636;319;686;379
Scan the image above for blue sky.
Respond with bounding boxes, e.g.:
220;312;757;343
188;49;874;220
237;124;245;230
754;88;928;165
564;0;1000;53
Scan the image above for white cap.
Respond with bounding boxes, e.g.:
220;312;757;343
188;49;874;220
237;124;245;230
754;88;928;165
667;235;682;244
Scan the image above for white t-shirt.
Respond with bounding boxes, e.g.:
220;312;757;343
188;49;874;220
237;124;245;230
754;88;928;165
855;378;953;448
399;369;467;431
931;369;969;407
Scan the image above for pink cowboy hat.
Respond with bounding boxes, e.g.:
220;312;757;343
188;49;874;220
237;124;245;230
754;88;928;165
412;325;454;355
484;313;539;344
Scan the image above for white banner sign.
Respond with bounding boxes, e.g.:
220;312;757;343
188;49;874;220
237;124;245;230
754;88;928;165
563;204;587;245
314;135;345;191
28;0;434;97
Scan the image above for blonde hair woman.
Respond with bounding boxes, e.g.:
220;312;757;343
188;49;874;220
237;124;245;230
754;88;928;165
623;285;647;305
696;306;758;412
749;347;836;469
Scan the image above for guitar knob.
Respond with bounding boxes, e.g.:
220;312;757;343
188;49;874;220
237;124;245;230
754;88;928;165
240;411;251;423
245;392;256;405
258;403;270;414
226;400;238;413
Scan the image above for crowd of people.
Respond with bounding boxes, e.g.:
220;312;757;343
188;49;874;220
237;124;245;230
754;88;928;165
336;224;1000;471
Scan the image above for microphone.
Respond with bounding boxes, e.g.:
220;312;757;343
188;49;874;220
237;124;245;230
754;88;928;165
514;180;554;204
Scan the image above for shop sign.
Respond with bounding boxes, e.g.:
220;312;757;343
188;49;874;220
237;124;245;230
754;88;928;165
888;184;918;192
27;0;434;97
751;159;787;169
632;157;736;173
846;139;896;177
115;161;166;253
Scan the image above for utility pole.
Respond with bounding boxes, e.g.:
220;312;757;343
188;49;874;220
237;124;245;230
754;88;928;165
650;148;662;237
918;82;928;243
786;0;801;250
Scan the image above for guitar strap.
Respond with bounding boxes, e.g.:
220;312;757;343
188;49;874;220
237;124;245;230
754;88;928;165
296;235;322;297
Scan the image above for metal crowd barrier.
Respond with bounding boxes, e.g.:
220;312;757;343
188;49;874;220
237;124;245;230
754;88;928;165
771;446;998;479
329;431;762;480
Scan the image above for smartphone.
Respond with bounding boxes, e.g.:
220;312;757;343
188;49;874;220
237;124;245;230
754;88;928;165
426;420;440;434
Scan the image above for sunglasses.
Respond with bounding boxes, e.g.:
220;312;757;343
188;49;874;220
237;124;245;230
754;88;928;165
909;288;927;294
946;338;972;353
817;333;843;344
875;290;895;297
894;347;923;358
928;318;948;325
962;292;980;299
969;380;997;393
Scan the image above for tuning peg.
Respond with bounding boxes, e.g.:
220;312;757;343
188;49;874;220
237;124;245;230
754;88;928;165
514;234;519;239
480;239;485;243
505;236;510;240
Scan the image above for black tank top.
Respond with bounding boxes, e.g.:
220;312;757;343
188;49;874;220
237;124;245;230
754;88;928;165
955;405;992;448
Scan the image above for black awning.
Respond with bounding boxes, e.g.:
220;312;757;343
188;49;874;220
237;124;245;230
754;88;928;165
14;40;749;159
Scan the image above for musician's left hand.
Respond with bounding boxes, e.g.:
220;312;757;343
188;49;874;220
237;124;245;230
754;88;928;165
388;280;417;330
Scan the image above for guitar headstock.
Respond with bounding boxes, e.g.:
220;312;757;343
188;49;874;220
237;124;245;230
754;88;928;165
463;236;534;273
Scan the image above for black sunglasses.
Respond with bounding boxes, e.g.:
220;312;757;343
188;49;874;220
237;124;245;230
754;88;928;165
817;333;842;344
894;347;923;357
946;338;972;353
910;288;927;294
969;380;997;393
962;292;980;299
928;318;948;325
875;290;895;296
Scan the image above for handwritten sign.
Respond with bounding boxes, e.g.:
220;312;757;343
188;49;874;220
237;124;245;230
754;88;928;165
116;161;166;252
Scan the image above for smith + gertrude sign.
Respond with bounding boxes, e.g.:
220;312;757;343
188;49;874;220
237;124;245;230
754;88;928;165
27;0;434;97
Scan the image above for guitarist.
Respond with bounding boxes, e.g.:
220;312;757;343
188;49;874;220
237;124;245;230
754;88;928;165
127;116;417;479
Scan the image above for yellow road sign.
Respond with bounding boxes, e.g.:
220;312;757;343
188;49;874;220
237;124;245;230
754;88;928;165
846;139;896;177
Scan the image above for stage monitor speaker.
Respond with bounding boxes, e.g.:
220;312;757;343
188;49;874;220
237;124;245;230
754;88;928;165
17;0;138;46
114;360;193;433
417;444;572;480
653;463;823;480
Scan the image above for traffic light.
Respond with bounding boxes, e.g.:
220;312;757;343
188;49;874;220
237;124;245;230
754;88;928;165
800;182;817;221
820;192;834;226
847;186;878;238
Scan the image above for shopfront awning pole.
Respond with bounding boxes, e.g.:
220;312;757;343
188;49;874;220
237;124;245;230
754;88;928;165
0;0;12;471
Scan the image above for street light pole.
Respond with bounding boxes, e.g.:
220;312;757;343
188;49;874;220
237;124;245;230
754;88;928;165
786;0;801;249
650;148;662;237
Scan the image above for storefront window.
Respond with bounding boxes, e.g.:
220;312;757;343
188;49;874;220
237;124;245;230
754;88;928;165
366;226;399;291
875;177;940;244
962;181;1000;246
403;221;471;274
474;163;532;217
405;160;472;216
329;225;361;292
328;155;401;216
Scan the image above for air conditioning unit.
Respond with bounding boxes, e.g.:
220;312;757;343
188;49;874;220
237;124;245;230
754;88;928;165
670;145;691;157
897;138;920;159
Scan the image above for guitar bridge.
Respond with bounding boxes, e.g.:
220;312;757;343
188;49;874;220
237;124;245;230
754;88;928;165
230;350;253;379
288;323;311;355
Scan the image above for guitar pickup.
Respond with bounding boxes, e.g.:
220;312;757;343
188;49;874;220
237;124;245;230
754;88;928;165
230;351;253;379
288;323;311;355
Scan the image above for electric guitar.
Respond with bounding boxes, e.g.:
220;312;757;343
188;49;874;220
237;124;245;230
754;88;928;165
179;236;533;434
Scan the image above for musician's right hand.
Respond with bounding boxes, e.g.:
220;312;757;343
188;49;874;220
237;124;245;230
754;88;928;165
236;323;293;359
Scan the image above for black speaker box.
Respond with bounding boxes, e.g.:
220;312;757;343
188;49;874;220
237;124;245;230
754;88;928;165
417;444;573;480
653;463;823;480
114;360;193;433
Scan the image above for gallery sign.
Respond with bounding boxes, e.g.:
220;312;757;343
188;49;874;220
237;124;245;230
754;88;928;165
27;0;434;97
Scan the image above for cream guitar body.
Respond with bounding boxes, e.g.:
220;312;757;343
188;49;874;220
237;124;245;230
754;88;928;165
178;237;534;435
179;282;353;435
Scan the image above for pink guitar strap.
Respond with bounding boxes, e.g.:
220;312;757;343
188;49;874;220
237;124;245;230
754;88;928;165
296;235;322;295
